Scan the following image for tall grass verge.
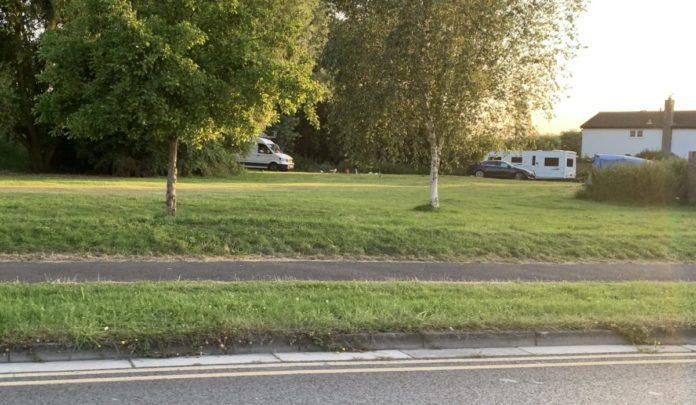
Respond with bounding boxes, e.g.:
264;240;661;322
1;282;695;350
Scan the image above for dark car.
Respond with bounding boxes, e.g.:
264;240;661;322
471;160;536;180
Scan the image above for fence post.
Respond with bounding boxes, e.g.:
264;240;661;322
689;152;696;204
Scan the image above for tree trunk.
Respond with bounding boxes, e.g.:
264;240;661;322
166;137;178;216
428;128;441;209
28;135;45;172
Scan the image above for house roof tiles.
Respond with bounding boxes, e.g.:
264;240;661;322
581;111;696;129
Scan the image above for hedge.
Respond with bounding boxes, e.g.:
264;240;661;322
578;158;688;205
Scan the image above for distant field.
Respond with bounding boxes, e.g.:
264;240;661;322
1;172;695;261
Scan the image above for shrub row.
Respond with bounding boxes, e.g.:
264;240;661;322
578;158;688;205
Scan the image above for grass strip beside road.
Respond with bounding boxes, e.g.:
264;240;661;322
1;281;694;350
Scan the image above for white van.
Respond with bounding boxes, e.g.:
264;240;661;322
485;150;576;179
237;137;294;171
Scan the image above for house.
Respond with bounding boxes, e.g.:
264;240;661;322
580;98;696;159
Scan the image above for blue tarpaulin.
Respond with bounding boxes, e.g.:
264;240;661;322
592;154;647;168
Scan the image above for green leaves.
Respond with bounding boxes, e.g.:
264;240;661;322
325;0;585;169
0;64;20;139
36;0;328;148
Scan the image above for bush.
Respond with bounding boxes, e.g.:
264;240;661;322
560;131;581;154
578;158;688;205
636;149;666;161
0;138;31;172
73;137;244;177
179;143;245;177
534;135;561;151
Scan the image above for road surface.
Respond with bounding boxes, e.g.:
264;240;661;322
2;353;695;404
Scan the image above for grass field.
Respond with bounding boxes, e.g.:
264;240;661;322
1;281;694;349
1;172;695;261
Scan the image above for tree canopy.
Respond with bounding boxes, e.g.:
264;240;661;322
37;0;328;214
325;0;584;207
0;0;64;171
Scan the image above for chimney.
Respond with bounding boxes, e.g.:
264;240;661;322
662;97;675;156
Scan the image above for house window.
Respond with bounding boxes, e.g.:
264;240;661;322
630;130;644;138
567;158;574;168
544;157;560;167
511;157;523;164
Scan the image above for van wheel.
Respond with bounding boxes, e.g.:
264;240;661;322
474;170;485;178
514;172;525;180
268;162;278;171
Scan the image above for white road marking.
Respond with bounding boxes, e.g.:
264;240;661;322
1;357;696;387
2;352;696;379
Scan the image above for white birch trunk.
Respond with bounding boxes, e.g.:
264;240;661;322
428;127;441;209
166;137;178;216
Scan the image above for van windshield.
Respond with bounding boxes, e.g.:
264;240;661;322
269;143;282;154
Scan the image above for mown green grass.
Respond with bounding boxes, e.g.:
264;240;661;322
1;282;694;348
1;172;695;261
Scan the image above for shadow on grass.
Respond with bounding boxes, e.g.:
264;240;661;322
413;204;440;212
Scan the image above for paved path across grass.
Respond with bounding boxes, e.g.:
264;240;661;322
1;260;696;282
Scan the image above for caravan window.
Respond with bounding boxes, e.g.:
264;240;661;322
532;156;537;165
490;157;502;161
567;158;574;168
511;157;523;164
544;157;560;167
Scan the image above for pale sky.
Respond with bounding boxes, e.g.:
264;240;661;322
535;0;696;134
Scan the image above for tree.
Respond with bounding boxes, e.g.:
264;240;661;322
0;0;64;171
37;0;327;215
266;114;302;155
560;130;581;154
535;135;562;151
325;0;584;208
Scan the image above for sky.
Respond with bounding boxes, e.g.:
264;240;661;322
534;0;696;134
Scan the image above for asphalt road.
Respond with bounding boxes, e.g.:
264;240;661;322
0;260;696;282
3;354;695;404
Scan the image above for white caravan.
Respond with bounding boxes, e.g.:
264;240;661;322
485;150;576;179
237;137;294;171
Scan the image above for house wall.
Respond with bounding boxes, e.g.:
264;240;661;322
671;130;696;158
581;129;662;158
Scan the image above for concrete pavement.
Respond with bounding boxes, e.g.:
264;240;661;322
1;260;696;282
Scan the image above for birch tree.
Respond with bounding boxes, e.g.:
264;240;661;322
37;0;327;215
325;0;584;208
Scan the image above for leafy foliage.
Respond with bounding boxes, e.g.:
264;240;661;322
534;135;562;151
36;0;328;213
560;130;581;154
38;0;327;146
579;159;688;205
0;137;30;171
0;0;63;171
636;149;667;161
324;0;585;206
266;115;302;155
